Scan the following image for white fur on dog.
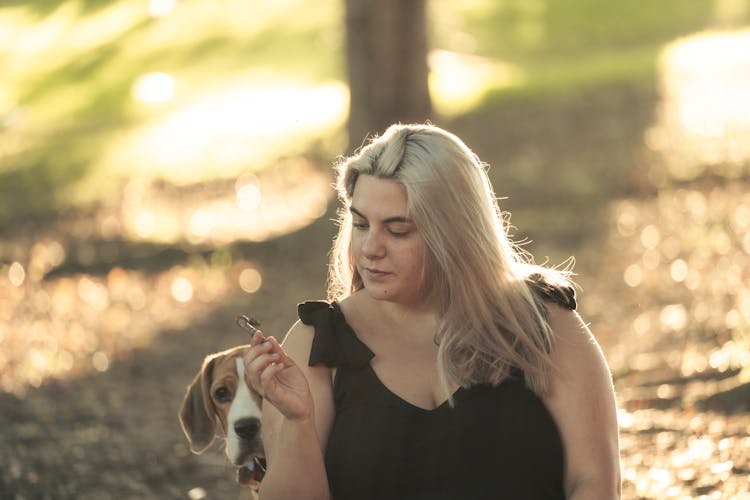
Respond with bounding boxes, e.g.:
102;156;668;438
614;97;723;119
227;357;262;464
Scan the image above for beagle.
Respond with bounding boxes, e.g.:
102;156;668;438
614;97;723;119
179;345;265;489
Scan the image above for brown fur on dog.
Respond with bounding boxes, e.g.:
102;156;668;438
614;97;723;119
179;346;264;489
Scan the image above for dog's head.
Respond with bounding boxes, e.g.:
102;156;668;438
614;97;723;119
179;345;265;487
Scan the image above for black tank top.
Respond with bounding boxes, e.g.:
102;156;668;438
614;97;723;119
298;282;575;500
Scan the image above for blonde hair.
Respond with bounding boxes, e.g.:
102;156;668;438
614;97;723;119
328;123;573;396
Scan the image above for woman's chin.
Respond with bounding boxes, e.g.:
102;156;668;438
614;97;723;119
362;283;396;301
366;289;395;301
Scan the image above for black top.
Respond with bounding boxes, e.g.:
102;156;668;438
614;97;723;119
298;282;575;500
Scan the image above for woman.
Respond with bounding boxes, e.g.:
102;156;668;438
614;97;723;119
245;123;621;499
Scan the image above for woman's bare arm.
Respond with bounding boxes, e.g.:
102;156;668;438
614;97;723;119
543;304;622;500
245;321;334;500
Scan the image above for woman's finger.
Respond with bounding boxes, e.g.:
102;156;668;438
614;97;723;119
243;343;268;378
250;330;265;346
244;339;271;365
244;343;276;391
258;361;312;420
258;362;295;411
259;360;286;389
263;336;295;367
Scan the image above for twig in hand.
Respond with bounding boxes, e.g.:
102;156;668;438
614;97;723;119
236;315;261;337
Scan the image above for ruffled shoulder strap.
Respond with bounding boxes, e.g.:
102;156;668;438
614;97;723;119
297;301;374;369
525;273;577;311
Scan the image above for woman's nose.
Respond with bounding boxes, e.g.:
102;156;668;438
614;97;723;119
361;229;385;258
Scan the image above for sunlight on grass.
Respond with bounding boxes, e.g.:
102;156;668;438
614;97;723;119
713;0;750;24
429;49;525;116
0;2;134;59
100;76;347;185
0;0;346;237
666;29;750;138
119;158;331;245
0;2;144;121
646;28;750;181
1;0;344;249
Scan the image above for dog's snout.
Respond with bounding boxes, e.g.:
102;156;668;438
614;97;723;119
234;417;261;439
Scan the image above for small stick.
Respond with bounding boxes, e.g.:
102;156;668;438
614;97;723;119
236;315;261;337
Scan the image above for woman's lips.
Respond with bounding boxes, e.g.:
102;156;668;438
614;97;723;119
364;267;391;279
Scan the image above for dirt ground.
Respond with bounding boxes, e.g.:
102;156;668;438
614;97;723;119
0;216;334;500
2;82;749;499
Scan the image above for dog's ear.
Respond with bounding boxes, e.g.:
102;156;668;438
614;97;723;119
179;356;218;453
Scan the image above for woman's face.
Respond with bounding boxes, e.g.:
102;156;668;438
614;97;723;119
350;175;428;306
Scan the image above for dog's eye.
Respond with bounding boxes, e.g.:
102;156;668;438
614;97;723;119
213;387;232;403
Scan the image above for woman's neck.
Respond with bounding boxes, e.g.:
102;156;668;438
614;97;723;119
359;292;439;341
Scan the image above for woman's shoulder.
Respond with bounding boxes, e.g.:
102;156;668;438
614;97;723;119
279;318;316;364
282;301;331;362
543;298;609;398
524;270;577;311
296;291;366;324
297;299;336;324
281;300;333;363
292;295;373;369
544;301;583;341
335;289;368;312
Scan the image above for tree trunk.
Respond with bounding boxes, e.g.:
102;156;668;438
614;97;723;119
345;0;432;153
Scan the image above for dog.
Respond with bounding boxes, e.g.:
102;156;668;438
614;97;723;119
179;345;265;489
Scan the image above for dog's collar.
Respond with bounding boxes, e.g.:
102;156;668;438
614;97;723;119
237;456;266;490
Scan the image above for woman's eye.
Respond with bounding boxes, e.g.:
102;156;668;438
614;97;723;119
387;225;412;237
352;222;368;230
213;387;232;403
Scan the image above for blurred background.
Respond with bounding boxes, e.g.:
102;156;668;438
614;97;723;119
1;0;750;498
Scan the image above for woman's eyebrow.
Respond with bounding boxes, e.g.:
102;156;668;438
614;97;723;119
350;206;413;224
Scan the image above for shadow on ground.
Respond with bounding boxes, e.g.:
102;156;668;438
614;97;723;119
0;211;334;499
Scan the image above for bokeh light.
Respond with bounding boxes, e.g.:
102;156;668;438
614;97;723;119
236;185;262;212
239;267;262;294
8;262;25;287
131;72;176;105
623;264;643;288
92;351;110;372
669;259;688;282
171;277;194;303
149;0;176;18
133;211;157;238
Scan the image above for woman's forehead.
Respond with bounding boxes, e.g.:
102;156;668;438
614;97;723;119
350;175;408;214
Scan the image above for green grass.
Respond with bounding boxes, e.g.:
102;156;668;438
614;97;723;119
451;0;715;59
478;43;659;107
430;0;747;107
0;0;344;227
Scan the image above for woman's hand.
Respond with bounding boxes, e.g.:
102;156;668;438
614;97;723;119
244;331;314;421
245;322;334;500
